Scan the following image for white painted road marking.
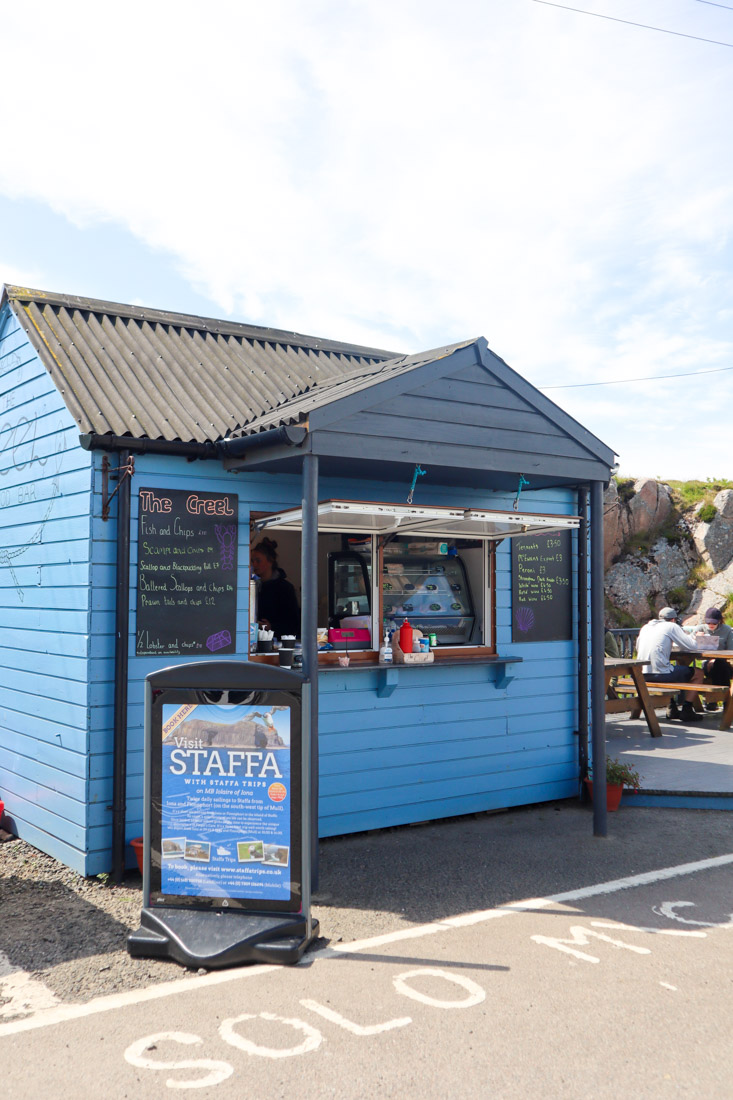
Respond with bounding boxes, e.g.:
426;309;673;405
1;851;732;1039
392;968;486;1009
590;920;706;936
219;1012;323;1059
124;1032;234;1089
123;971;488;1089
652;900;733;927
300;999;412;1035
531;925;652;964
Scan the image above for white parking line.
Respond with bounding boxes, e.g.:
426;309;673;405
1;851;731;1039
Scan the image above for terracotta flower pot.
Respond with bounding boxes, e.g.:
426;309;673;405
130;836;144;874
584;779;624;812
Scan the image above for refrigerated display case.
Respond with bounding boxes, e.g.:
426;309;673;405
328;546;477;646
382;552;475;645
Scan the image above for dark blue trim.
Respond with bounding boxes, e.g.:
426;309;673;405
623;791;733;810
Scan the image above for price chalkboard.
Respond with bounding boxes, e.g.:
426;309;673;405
136;487;238;656
511;530;572;643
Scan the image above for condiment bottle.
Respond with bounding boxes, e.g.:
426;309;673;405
399;619;413;656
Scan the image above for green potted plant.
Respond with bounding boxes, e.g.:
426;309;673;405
584;757;641;811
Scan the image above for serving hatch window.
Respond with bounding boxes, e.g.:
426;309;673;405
254;500;578;653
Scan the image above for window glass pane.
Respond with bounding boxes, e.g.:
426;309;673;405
382;537;485;645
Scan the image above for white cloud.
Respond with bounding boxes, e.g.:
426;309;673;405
1;0;731;477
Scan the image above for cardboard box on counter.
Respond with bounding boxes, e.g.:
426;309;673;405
391;631;434;664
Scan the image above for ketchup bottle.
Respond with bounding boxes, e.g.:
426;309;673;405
399;619;413;656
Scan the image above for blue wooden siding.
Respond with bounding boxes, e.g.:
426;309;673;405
317;644;578;836
2;312;583;876
0;305;94;873
95;459;579;872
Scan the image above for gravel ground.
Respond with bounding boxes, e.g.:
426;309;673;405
2;799;732;1021
0;838;186;1010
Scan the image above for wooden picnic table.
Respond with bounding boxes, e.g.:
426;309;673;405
670;648;733;730
604;657;662;737
673;647;733;661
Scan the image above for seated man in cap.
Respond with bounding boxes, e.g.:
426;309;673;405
636;607;704;722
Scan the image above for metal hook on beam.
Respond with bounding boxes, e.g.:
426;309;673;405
406;464;426;505
513;474;530;512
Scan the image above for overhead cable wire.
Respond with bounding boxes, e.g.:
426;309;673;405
696;0;733;10
541;364;733;389
530;0;733;46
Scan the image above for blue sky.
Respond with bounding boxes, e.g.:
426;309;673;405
2;0;731;480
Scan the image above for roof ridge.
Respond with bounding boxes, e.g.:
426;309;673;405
2;284;397;359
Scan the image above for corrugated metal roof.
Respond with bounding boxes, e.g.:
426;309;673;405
235;339;477;434
2;285;397;443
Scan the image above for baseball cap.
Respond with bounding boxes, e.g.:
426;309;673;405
705;607;723;623
659;607;678;621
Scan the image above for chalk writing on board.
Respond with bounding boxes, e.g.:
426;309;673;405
136;488;238;656
511;530;572;643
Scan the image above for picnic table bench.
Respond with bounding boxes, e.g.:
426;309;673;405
604;658;662;737
607;648;733;733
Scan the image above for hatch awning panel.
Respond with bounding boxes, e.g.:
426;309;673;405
255;499;580;539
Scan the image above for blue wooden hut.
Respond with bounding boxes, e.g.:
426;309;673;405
0;285;614;876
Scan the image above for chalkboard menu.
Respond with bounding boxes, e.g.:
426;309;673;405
511;529;572;643
136;488;238;656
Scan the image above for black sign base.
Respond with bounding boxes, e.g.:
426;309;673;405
127;907;319;969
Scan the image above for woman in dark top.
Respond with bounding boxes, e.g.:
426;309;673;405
250;537;300;640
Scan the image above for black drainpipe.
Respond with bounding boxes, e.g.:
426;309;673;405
590;479;608;837
111;450;131;883
577;487;589;783
300;453;319;889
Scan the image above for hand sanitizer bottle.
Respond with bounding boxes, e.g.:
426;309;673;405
379;633;393;664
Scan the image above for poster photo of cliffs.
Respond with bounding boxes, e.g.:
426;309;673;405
158;702;292;904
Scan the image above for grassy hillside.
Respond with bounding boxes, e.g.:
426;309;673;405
665;479;733;512
615;477;733;520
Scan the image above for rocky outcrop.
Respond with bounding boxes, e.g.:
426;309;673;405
628;477;673;534
692;490;733;572
605;536;697;622
604;480;733;626
604;477;675;569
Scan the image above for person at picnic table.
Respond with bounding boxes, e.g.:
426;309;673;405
684;607;733;708
683;605;733;652
636;606;704;723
